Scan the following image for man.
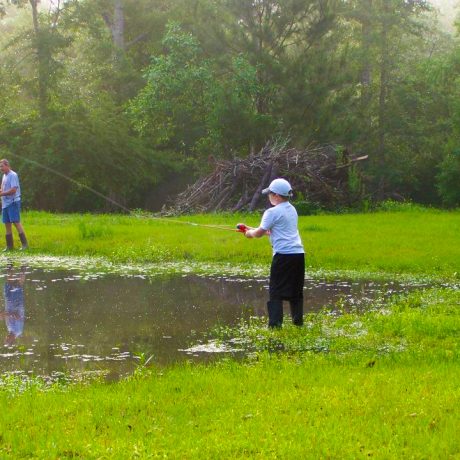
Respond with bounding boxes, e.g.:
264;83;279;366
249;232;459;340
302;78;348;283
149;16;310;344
238;178;305;328
0;159;28;251
2;264;26;346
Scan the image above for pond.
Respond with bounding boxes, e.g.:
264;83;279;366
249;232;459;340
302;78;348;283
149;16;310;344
0;263;432;382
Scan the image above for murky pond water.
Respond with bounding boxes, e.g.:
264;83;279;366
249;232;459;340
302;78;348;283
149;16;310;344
0;264;433;382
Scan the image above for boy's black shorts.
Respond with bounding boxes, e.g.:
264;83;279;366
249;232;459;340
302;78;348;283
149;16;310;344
269;253;305;301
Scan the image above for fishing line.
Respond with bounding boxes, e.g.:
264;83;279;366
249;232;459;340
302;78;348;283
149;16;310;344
6;152;239;232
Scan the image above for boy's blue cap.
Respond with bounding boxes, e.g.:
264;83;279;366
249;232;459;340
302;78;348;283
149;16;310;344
262;178;292;197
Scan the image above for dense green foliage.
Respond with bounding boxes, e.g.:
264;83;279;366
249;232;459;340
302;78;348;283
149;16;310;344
0;1;459;210
9;208;460;277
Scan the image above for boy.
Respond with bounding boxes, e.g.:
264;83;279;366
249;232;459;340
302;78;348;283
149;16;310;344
239;178;305;327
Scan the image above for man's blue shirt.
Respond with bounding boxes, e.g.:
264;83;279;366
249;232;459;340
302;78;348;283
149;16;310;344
4;282;25;338
1;170;21;209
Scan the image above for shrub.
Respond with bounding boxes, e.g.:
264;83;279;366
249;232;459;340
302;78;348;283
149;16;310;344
376;199;430;213
78;221;114;240
292;192;322;215
436;150;460;208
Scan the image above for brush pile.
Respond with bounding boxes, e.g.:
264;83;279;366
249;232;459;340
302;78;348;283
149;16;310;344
166;142;368;214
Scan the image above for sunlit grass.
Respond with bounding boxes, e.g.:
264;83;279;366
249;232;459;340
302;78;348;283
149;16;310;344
17;208;460;277
0;288;458;458
210;288;460;360
1;362;459;458
0;208;458;457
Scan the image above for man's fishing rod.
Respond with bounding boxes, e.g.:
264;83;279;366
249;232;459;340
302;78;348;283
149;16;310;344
5;152;243;233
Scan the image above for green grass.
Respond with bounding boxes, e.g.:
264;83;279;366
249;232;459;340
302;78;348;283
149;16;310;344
0;208;459;458
13;208;460;277
211;288;460;360
0;288;459;458
0;362;458;458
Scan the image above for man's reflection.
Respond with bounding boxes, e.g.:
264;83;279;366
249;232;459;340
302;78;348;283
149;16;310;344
1;264;25;346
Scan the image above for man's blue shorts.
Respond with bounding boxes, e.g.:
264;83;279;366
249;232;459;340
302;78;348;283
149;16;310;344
2;202;21;224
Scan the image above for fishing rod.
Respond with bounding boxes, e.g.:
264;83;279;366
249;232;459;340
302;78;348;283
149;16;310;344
5;152;246;233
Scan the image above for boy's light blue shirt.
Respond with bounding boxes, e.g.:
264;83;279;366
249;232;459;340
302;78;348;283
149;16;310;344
1;170;21;209
260;201;304;255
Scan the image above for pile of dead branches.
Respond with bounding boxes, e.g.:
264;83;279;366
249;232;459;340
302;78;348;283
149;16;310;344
166;143;368;214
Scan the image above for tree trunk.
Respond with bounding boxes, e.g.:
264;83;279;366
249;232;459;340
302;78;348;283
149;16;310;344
377;6;389;199
360;0;373;106
29;0;48;118
112;0;125;51
101;0;126;53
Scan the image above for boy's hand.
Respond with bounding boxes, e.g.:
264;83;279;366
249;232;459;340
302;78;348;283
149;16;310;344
236;223;249;233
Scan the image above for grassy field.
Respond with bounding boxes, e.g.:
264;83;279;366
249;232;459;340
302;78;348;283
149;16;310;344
0;288;459;458
13;207;460;277
0;208;459;458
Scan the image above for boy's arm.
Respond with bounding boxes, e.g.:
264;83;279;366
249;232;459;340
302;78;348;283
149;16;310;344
245;227;268;238
238;210;271;238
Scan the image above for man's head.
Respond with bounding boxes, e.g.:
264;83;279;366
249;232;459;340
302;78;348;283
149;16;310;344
0;159;10;174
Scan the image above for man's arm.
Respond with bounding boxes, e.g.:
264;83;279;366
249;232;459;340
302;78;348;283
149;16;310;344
0;187;17;197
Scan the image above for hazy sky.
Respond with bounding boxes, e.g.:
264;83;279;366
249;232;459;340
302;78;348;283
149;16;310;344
37;0;458;13
430;0;459;32
430;0;458;8
28;0;460;31
429;0;458;16
37;0;458;9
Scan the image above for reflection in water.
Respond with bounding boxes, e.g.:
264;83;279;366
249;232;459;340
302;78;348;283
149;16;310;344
0;265;432;382
2;264;26;346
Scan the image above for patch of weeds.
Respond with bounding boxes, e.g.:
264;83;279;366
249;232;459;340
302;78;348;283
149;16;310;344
78;221;114;240
211;310;344;355
130;351;155;379
110;245;174;263
0;370;108;395
0;373;61;395
205;288;460;360
301;224;329;232
376;200;433;213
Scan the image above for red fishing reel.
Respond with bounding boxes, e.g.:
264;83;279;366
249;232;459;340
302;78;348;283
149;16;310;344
236;223;249;233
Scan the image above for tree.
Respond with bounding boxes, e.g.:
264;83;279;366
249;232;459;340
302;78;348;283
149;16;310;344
129;22;275;160
129;23;213;155
208;1;339;147
0;0;165;211
1;0;458;210
355;0;431;197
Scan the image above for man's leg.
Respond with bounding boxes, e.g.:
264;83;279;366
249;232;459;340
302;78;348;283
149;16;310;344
3;222;13;251
13;222;28;250
289;298;304;326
